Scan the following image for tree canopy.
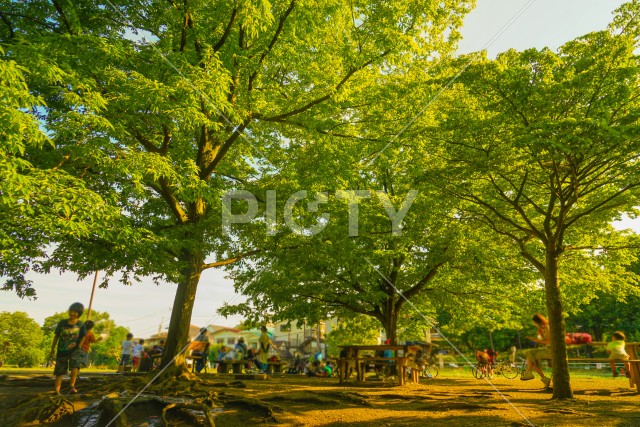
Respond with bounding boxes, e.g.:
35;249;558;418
418;18;640;398
1;0;475;372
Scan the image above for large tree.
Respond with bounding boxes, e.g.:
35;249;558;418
1;0;474;374
219;92;536;343
421;17;640;398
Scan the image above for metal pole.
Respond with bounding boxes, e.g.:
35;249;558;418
86;270;99;320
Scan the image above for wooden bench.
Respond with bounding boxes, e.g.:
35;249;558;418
626;343;640;392
217;360;245;374
357;357;410;384
266;361;288;374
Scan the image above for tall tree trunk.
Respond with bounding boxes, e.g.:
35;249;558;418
382;301;398;344
545;246;573;399
160;249;204;372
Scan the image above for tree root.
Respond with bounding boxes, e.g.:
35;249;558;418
0;393;75;426
99;393;222;427
220;396;282;420
161;402;218;426
40;395;75;424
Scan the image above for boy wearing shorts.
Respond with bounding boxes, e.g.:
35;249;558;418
50;302;86;395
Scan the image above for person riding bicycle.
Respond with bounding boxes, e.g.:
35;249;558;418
475;349;490;365
475;349;495;376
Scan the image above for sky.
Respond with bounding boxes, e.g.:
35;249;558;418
0;0;633;337
457;0;627;56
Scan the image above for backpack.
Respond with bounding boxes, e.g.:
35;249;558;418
565;332;592;345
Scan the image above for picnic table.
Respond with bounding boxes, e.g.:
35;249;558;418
338;343;433;386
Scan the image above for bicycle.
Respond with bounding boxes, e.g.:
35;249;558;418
421;362;439;379
471;362;492;379
472;360;520;379
492;360;520;379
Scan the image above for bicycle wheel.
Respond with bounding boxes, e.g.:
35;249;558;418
499;362;520;379
425;365;439;379
471;364;485;379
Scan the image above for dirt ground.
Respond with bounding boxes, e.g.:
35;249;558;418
0;369;638;427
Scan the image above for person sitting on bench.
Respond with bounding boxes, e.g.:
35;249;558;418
521;313;552;389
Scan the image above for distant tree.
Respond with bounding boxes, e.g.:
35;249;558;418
91;326;130;368
219;128;537;342
0;312;44;367
566;292;640;342
459;327;521;353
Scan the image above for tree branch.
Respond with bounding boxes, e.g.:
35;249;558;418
257;51;389;121
180;0;189;52
0;12;14;38
297;292;377;317
248;0;296;92
518;241;545;273
200;119;251;178
51;0;76;34
400;261;445;304
133;128;170;154
564;244;640;251
158;177;189;223
0;11;59;31
565;183;640;228
202;250;261;269
488;173;545;240
447;187;537;238
212;7;238;52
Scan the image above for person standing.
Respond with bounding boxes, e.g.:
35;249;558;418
50;302;87;395
79;320;99;368
521;313;552;388
235;337;247;359
132;339;145;372
193;327;210;373
118;333;134;373
257;326;273;373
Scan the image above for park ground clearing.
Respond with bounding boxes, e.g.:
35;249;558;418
0;368;638;426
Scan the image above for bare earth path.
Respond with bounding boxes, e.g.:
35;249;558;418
0;370;638;426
